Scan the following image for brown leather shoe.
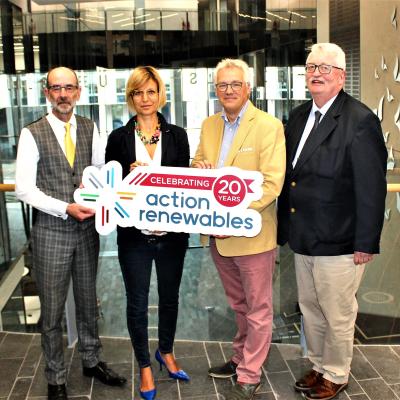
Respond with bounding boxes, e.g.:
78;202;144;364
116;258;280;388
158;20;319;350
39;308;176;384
294;370;322;392
305;377;348;400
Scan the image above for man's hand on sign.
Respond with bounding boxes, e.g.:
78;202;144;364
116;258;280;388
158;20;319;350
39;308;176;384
67;203;95;222
213;235;230;239
130;161;149;171
192;159;214;169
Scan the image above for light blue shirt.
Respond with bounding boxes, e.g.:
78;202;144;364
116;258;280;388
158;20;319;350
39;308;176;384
217;100;250;168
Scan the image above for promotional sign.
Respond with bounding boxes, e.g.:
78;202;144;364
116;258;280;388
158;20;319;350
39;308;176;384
74;161;263;236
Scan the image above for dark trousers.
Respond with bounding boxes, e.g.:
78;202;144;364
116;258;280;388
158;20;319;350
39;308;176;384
118;234;188;368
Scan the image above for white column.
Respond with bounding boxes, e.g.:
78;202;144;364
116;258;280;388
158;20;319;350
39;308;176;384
317;0;330;43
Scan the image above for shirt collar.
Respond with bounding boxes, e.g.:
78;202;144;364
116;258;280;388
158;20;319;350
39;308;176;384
47;111;76;129
311;94;338;117
221;100;249;124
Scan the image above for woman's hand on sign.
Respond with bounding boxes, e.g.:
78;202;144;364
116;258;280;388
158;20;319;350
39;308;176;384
213;235;230;239
192;159;214;169
130;161;148;171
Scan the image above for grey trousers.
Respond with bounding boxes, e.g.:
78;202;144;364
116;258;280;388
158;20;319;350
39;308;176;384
295;253;365;384
31;224;102;385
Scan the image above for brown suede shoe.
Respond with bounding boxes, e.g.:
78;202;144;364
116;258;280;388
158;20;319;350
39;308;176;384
305;377;348;400
294;370;322;392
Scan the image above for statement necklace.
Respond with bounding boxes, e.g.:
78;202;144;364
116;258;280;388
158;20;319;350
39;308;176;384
134;119;161;145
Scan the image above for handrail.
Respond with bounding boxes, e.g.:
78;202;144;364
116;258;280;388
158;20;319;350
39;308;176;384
0;184;30;240
388;184;400;192
2;183;400;192
0;184;15;192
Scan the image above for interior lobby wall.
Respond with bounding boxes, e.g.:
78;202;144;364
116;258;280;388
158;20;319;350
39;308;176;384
356;0;400;336
360;0;400;160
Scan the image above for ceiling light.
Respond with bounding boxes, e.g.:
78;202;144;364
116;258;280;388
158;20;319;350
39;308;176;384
157;13;178;20
80;18;104;25
289;11;307;19
59;16;79;21
134;13;151;19
85;14;105;20
114;17;133;23
135;18;155;25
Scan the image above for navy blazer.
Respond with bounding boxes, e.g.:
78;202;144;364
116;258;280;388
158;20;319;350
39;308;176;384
277;90;387;256
105;112;190;244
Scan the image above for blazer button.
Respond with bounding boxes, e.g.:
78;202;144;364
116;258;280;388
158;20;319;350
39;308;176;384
291;181;296;187
290;207;296;213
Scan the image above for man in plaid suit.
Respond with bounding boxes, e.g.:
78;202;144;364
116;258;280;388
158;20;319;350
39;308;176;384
15;67;126;400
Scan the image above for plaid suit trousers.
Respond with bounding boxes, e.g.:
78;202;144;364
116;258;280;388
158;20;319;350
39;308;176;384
31;223;101;385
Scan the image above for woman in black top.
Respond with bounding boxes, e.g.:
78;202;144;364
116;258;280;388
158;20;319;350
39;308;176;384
105;66;190;400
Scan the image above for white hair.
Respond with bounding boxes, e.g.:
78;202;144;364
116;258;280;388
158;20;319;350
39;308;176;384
307;43;346;70
214;58;251;84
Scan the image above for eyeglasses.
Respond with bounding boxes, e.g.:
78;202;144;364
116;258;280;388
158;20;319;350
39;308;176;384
215;81;244;92
47;84;79;93
305;64;344;74
131;89;158;98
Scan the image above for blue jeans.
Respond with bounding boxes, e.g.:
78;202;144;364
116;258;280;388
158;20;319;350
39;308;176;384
118;234;188;368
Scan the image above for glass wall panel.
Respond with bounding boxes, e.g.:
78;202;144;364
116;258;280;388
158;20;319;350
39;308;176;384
29;9;225;34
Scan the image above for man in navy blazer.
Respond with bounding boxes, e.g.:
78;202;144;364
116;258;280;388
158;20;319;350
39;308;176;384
278;43;387;400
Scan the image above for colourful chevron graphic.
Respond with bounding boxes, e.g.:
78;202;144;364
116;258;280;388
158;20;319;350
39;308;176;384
73;161;137;234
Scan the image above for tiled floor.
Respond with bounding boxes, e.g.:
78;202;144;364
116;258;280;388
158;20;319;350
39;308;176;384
1;332;400;400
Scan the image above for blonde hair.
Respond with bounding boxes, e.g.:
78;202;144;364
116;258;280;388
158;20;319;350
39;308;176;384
307;43;346;70
214;58;251;85
125;66;167;111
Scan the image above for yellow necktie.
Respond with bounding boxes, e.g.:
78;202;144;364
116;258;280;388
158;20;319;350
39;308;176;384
64;122;75;167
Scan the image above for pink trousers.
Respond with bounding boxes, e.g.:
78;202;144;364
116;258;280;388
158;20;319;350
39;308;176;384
210;239;276;384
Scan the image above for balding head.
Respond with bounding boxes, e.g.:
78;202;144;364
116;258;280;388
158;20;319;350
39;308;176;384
46;67;79;88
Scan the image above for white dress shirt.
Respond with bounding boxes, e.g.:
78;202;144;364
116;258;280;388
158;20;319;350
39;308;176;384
292;94;338;168
15;112;106;219
134;131;165;235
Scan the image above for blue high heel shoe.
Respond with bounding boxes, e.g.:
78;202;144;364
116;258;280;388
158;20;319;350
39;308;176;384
139;387;156;400
155;349;190;381
139;368;157;400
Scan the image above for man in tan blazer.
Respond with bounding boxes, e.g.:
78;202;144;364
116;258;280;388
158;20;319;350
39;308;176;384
192;58;286;400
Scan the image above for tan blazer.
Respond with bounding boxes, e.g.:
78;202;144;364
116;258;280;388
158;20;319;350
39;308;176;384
192;102;286;257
